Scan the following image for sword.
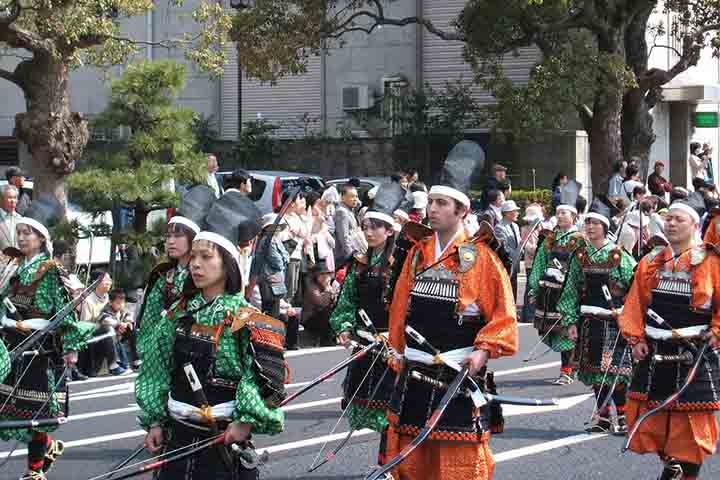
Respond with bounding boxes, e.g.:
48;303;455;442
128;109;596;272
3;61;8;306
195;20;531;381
408;371;558;406
182;363;234;471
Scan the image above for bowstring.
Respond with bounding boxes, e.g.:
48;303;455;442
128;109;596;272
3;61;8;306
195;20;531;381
308;341;388;471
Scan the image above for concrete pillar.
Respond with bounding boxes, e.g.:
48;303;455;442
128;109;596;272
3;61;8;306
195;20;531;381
668;102;696;189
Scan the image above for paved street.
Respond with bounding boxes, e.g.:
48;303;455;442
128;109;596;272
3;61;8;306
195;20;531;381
1;324;718;479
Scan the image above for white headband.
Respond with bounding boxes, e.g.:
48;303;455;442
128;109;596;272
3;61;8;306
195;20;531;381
168;216;200;235
194;231;240;266
428;186;470;208
556;204;578;215
17;217;50;243
668;203;700;224
364;211;395;226
584;212;610;228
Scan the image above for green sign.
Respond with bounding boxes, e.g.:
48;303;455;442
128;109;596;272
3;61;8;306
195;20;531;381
694;111;719;128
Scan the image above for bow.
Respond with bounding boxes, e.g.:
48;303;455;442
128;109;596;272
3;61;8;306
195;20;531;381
87;434;225;480
307;309;390;472
364;366;470;480
9;274;103;362
622;340;709;453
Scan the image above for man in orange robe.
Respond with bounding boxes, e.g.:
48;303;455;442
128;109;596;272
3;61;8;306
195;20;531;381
619;201;720;480
383;184;518;480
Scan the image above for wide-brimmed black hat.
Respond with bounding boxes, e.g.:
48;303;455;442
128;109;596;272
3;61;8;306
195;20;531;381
168;185;217;234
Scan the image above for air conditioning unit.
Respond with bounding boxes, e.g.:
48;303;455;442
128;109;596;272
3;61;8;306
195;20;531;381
342;85;373;111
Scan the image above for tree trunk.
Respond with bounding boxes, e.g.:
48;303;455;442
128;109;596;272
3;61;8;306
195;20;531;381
622;88;656;180
588;76;624;196
13;53;88;205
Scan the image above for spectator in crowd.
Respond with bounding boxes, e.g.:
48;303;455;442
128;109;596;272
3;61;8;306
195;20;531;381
551;172;569;210
670;186;689;203
79;271;128;376
307;191;336;273
348;177;362;189
479;189;504;227
393;209;409;229
607;160;628;201
409;191;428;223
5;166;31;215
647;161;672;197
255;213;290;318
520;203;545;269
99;289;139;370
622;163;644;200
632;185;647;203
407;169;420;185
703;142;715;183
333;183;360;268
223;168;253;195
689;141;708;180
575;195;588;230
617;210;650;259
280;190;310;304
480;164;509;209
495;200;521;298
205;153;222;198
0;184;19;250
301;259;339;346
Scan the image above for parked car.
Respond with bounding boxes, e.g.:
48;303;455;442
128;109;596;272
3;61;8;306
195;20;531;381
325;176;389;204
216;170;325;214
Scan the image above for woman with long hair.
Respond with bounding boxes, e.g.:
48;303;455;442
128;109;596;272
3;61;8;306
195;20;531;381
329;182;405;465
0;197;95;480
135;193;284;479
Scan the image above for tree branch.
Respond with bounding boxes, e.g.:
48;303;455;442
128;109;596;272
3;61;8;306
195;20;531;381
326;8;465;42
0;23;53;55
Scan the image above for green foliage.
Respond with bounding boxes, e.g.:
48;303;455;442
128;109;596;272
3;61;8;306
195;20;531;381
232;119;282;166
68;60;206;227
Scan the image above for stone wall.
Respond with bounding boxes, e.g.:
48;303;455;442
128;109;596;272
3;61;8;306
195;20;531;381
222;130;590;191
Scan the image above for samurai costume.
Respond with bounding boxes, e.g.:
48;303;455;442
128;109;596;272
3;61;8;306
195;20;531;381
619;206;720;479
136;186;216;358
384;160;518;480
557;201;636;434
135;193;284;479
0;197;95;479
329;182;405;449
526;205;584;385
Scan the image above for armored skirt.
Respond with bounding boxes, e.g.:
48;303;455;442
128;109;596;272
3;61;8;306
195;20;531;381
557;243;636;387
0;254;95;442
135;293;284;479
329;254;394;432
619;246;720;464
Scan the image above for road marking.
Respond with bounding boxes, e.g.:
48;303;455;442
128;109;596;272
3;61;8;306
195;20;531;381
259;429;374;454
0;430;147;458
495;433;609;462
70;379;318;402
494;361;561;377
68;406;141;421
285;346;344;358
503;394;592;417
69;373;138;386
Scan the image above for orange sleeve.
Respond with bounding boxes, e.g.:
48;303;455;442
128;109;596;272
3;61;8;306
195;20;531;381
473;245;519;358
696;252;720;338
618;257;653;345
704;217;719;245
387;244;418;354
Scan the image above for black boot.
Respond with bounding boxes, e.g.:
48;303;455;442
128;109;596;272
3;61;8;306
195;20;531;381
585;415;612;434
613;414;628;436
70;367;88;381
658;460;683;480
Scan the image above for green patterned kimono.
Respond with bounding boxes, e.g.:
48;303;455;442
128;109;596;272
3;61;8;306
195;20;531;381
329;253;389;432
526;228;583;352
557;241;636;386
0;254;95;442
135;292;284;434
0;341;9;384
136;264;189;357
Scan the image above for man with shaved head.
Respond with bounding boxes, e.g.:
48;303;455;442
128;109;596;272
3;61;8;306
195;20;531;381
619;201;720;480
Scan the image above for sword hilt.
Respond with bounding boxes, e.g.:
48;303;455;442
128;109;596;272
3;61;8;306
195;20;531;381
652;351;694;365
